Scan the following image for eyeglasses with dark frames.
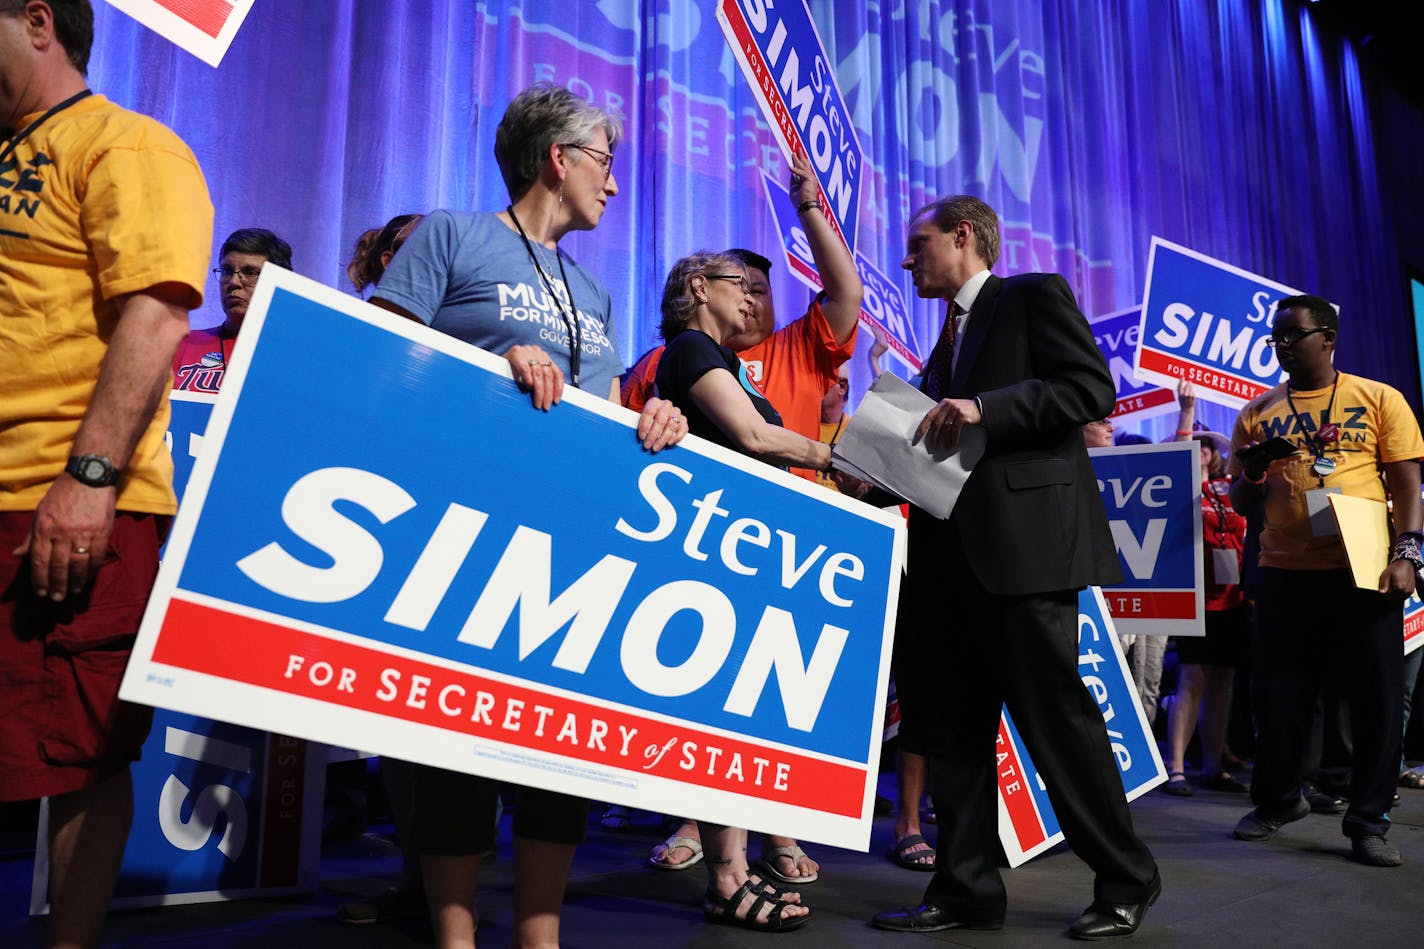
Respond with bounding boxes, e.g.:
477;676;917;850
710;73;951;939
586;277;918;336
213;265;263;286
1264;327;1328;349
563;142;614;180
705;273;750;293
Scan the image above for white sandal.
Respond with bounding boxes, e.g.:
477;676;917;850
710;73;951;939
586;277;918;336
649;834;703;870
756;844;819;884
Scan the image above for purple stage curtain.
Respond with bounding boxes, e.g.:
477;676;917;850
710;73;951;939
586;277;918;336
84;0;1422;430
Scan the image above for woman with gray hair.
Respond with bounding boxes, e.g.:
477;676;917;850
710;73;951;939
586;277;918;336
373;82;685;949
651;251;834;931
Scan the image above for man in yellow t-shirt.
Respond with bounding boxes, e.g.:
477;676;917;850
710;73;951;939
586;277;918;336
1227;294;1423;868
0;1;212;943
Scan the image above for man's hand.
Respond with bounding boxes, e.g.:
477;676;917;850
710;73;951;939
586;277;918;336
1379;559;1417;600
14;477;116;601
915;398;982;453
635;397;687;452
504;344;565;410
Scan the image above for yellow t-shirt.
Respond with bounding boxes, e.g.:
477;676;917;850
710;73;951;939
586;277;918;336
0;94;213;513
1227;372;1424;570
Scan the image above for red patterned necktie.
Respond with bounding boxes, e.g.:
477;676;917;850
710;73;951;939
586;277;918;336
924;302;964;400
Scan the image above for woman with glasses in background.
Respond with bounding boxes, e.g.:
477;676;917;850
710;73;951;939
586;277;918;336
649;251;837;932
171;227;292;392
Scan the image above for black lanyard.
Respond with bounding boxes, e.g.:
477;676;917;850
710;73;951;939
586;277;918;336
1284;370;1339;481
506;205;582;386
0;89;93;166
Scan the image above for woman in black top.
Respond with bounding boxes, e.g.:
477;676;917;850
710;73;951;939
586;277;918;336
651;252;833;932
655;251;832;472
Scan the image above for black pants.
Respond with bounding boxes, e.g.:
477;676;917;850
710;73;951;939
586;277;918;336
904;536;1157;913
1251;567;1403;838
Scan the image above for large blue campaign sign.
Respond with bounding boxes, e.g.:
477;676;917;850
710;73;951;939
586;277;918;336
996;587;1164;867
717;0;864;252
120;268;905;850
1088;441;1204;638
1090;307;1176;425
758;173;922;373
166;391;216;503
1134;239;1309;409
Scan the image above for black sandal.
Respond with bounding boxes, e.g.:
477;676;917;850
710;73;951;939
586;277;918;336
703;879;811;932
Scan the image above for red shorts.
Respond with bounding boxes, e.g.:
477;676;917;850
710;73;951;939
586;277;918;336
0;512;163;802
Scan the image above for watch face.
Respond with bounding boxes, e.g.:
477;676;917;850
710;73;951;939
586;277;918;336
81;459;106;482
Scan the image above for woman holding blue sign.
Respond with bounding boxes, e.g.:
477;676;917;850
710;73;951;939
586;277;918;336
371;83;686;949
650;250;838;932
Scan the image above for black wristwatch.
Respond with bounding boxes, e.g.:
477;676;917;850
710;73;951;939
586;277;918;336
65;453;121;488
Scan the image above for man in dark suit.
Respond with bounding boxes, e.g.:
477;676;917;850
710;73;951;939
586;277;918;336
870;196;1161;940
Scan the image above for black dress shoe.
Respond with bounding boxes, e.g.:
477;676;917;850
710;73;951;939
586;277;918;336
1068;874;1161;940
870;903;1004;932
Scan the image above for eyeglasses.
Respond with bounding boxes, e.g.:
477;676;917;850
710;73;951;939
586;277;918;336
1264;327;1328;349
213;265;263;286
563;142;614;180
705;273;750;293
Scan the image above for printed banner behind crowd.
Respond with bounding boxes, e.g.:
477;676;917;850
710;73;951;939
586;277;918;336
1134;238;1310;409
996;586;1164;867
1090;307;1176;425
120;269;905;851
759;173;922;373
1088;442;1204;637
717;0;864;251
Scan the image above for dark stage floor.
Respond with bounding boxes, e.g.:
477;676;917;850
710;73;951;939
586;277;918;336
3;770;1421;947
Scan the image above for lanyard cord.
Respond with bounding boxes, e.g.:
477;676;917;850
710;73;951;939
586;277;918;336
1284;370;1340;459
506;205;582;385
0;89;93;166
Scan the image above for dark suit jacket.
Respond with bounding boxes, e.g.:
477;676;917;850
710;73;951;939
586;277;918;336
910;272;1123;596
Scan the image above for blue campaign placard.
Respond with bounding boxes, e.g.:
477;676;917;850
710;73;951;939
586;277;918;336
167;391;215;503
718;0;864;250
1090;307;1175;425
123;268;905;850
1088;442;1204;637
997;587;1164;867
1135;238;1307;409
759;172;921;372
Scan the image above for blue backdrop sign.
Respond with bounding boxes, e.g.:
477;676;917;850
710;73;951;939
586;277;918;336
1090;307;1175;425
1089;441;1204;637
1134;238;1308;409
996;587;1165;867
119;268;905;850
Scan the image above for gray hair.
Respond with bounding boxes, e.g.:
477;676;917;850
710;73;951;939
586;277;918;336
659;251;742;340
912;195;1001;269
494;82;623;201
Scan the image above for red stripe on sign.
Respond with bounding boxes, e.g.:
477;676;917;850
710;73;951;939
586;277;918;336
153;0;232;38
259;734;306;887
717;0;851;252
996;721;1046;850
1137;349;1267;402
1099;590;1196;619
153;598;866;816
1113;388;1174;417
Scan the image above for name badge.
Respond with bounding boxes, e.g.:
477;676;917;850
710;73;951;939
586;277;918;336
1212;548;1241;586
1313;455;1337;478
1306;486;1343;537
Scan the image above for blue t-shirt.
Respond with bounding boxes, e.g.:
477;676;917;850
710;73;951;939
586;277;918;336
375;210;622;398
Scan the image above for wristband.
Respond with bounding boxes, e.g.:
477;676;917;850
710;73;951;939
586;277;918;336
1391;532;1424;574
1175;429;1192;437
796;199;819;215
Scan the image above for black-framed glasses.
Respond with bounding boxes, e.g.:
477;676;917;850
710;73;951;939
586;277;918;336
1265;327;1328;349
563;142;614;180
213;265;262;286
705;273;750;293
